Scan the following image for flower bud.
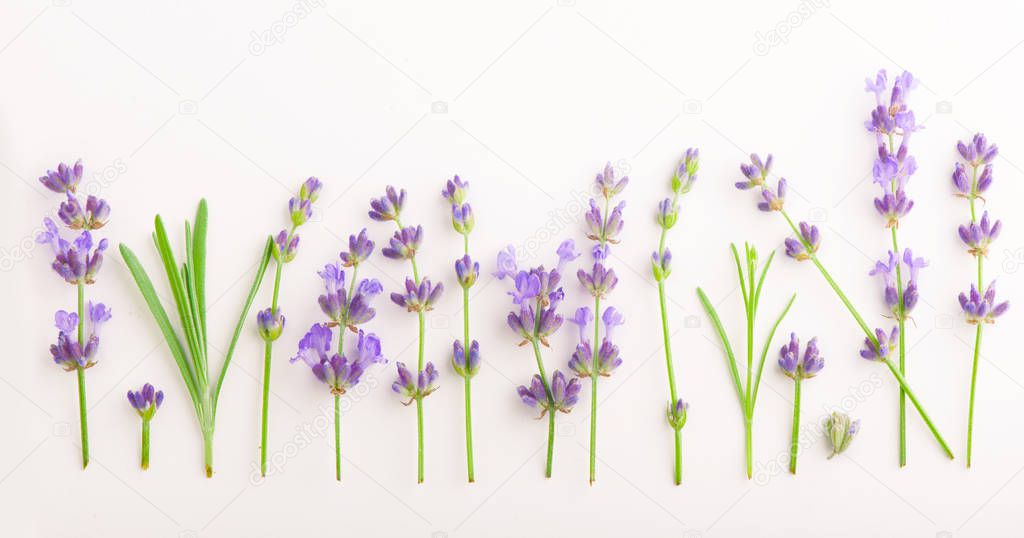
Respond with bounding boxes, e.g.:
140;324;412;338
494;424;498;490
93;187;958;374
825;411;860;458
257;307;285;342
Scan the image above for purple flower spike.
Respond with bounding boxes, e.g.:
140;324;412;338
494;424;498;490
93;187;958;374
451;203;475;234
493;245;518;280
344;278;383;328
674;148;699;194
127;383;164;419
39;160;83;193
390;277;443;312
957;133;999;167
289;197;313;227
441;175;469;205
595;162;629;199
959;281;1009;324
952;163;972;197
49;304;110;371
656;198;678;229
368;186;406;222
585;199;626;244
860;326;899;362
757;179;786;212
737;153;772;190
517;374;546;410
256;307;285;342
455;254;479;289
958;211;1001;257
272;230;300;263
779;333;826;379
578;263;618;299
507;306;534;346
60;194;108;230
452;340;481;378
36;221;109;285
382;225;422;260
339;228;374;267
290;323;333;367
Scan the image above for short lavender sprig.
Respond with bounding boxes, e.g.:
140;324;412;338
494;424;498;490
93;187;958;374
577;162;627;484
651;149;698;485
497;239;579;477
258;177;321;478
865;69;923;467
36;159;112;469
127;383;164;470
442;175;481;482
734;153;954;460
371;186;442;484
292;228;382;481
954;133;1008;468
778;334;824;474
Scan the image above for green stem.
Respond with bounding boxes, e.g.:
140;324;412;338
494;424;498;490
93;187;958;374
141;418;151;470
529;337;555;478
891;226;907;468
462;233;475;483
203;429;214;478
589;295;601;484
657;281;682;485
789;377;801;474
883;359;954;459
260;260;285;477
744;416;753;479
416;311;425;483
75;282;89;469
334;394;341;481
967;324;983;468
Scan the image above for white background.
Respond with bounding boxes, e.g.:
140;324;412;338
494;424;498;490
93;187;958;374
2;0;1023;536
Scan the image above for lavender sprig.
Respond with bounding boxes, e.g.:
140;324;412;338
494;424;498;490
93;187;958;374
826;412;860;459
733;152;954;460
127;383;164;470
442;175;481;482
954;133;1008;467
865;69;922;467
577;162;628;484
36;159;112;469
371;186;442;483
698;243;795;479
650;149;698;485
497;239;579;477
778;334;824;474
258;177;321;478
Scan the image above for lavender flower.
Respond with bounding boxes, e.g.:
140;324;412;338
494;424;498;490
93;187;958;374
736;153;772;190
455;254;479;288
859;326;899;362
578;263;618;299
784;222;820;261
441;175;469;205
958;211;1002;257
666;399;689;431
38;160;83;193
292;324;386;394
452;340;480;378
59;194;110;230
868;249;927;318
339;228;374;267
49;303;110;371
368;186;406;222
594;162;629;199
516;370;581;417
256;307;285;341
382;225;422;260
390;277;443;312
777;333;824;379
673;148;699;194
272;230;300;263
757;178;787;212
393;362;439;404
656;198;678;229
957;133;999;167
451;203;475;234
959;282;1009;324
651;249;672;281
127;383;164;418
584;199;626;244
493;245;518;279
36;220;109;285
825;411;860;458
300;177;323;202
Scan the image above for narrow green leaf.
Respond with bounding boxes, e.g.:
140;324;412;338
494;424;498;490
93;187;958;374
119;243;201;413
193;199;209;351
154;215;203;366
752;250;777;316
752;293;796;409
729;244;749;312
697;287;744;404
213;236;274;415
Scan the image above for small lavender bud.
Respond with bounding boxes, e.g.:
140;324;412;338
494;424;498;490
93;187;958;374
825;412;860;458
257;307;285;342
